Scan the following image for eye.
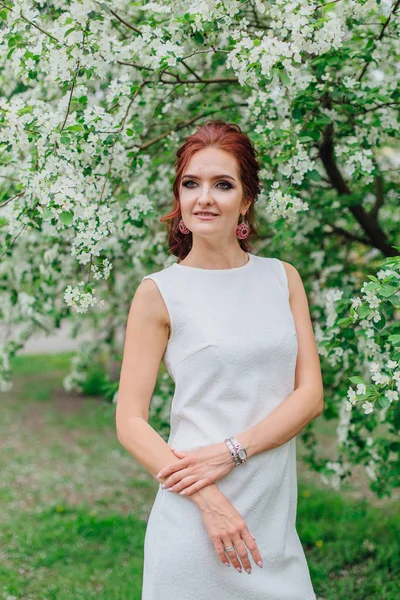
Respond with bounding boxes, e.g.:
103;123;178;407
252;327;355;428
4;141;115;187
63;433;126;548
182;180;233;190
217;181;232;190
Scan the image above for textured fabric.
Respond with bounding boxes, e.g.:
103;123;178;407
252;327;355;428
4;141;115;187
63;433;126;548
140;253;316;600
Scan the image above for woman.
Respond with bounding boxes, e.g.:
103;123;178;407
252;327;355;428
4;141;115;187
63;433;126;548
116;120;323;599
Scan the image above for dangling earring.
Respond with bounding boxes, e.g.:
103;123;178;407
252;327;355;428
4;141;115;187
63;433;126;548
236;214;250;239
178;218;190;235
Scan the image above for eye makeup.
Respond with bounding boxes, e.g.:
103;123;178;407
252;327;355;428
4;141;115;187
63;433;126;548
182;180;233;190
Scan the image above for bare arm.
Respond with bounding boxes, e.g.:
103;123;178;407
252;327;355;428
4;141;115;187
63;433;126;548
115;276;216;509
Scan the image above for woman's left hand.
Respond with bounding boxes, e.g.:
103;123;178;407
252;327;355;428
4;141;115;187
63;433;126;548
156;441;236;496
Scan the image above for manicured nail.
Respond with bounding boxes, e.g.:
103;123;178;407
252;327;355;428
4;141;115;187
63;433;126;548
224;562;230;567
160;484;165;489
156;472;162;478
179;490;186;495
245;568;251;574
166;487;173;491
257;560;263;568
236;567;242;573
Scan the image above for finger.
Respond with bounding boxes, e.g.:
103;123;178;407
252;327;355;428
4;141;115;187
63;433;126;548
172;449;187;457
214;538;231;567
222;536;242;573
232;534;252;574
157;460;189;479
165;474;198;493
162;467;194;489
177;478;211;496
242;530;263;569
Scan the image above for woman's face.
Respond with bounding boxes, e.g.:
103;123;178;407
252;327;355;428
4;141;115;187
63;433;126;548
179;147;250;238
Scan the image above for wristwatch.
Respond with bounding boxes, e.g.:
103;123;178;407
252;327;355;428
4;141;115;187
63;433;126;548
231;436;248;464
224;436;248;466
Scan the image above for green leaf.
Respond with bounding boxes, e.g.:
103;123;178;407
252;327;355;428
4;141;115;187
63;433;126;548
363;282;380;291
60;211;74;226
42;209;53;220
377;396;390;409
99;2;111;13
278;70;291;86
379;285;398;298
348;376;365;385
246;62;259;71
64;27;76;37
194;32;204;45
388;334;400;346
65;124;84;132
18;106;34;116
337;317;353;326
357;305;371;318
372;314;386;330
308;169;321;181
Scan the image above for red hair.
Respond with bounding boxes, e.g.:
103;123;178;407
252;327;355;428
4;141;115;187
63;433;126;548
160;119;262;259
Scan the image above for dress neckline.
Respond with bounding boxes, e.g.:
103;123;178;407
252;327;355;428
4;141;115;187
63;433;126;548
172;252;254;272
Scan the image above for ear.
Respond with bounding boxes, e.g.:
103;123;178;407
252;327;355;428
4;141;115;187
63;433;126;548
242;196;252;213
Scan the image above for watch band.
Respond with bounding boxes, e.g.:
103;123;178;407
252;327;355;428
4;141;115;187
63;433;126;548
224;438;241;467
230;437;241;453
230;436;247;464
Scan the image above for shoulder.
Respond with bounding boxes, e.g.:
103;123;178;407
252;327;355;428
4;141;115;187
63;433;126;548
280;260;304;300
134;271;171;330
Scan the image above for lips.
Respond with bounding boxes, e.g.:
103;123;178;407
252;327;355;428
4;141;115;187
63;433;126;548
194;212;218;216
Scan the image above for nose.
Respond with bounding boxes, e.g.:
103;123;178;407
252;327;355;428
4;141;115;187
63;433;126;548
198;183;214;204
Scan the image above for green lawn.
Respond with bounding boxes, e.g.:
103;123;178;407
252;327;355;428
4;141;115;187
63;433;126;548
1;353;398;599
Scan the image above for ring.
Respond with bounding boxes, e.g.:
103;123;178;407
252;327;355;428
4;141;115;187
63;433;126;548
224;545;235;552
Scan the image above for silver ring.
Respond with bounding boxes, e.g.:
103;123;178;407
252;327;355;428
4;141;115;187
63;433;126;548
224;545;235;552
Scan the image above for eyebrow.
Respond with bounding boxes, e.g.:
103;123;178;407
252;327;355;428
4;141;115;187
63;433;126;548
182;174;236;181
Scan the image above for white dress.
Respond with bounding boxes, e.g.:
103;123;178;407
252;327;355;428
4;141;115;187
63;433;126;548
141;253;316;600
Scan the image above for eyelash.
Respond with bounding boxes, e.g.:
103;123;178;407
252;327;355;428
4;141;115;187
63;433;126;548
182;180;233;190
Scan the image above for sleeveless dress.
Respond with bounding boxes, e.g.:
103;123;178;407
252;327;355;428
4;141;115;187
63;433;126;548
140;252;316;600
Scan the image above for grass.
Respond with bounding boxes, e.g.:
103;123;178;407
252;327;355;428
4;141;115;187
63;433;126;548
0;353;399;599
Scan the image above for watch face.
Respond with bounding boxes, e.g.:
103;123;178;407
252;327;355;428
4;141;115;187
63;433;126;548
238;448;247;460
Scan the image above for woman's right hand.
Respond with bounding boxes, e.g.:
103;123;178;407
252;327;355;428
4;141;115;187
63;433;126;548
191;484;264;574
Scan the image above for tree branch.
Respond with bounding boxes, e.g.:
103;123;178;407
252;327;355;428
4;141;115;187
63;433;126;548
0;2;60;43
357;0;400;82
107;7;141;35
370;174;384;220
324;224;372;246
127;103;249;152
319;122;398;256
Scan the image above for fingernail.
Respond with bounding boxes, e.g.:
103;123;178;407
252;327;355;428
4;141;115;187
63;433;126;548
179;490;186;495
236;567;242;573
156;472;162;478
257;560;263;568
224;562;230;567
160;484;165;489
245;568;251;574
166;487;173;491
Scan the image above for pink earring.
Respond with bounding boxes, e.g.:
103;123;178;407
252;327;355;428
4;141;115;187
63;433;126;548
178;218;190;234
236;214;250;239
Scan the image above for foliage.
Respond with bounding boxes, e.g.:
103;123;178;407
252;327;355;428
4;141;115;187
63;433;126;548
0;0;399;496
